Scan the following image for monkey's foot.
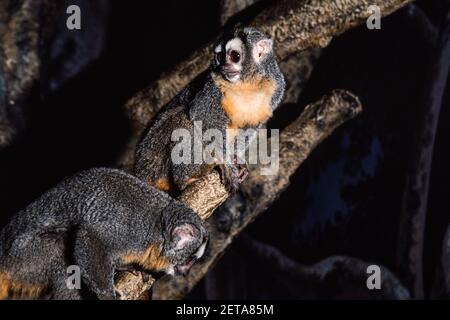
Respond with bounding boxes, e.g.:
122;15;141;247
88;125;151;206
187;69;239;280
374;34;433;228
219;163;248;194
236;162;249;183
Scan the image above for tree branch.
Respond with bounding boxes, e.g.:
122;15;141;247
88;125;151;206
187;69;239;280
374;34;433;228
0;0;63;149
219;0;262;27
151;89;362;299
239;234;410;299
117;0;413;171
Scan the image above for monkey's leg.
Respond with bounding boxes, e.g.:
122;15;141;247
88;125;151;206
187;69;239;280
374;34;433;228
73;227;117;300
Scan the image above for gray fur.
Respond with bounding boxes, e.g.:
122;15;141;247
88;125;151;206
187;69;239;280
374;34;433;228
134;27;285;193
0;168;207;299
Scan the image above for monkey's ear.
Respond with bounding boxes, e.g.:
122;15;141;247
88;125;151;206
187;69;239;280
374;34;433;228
253;38;273;64
171;224;199;250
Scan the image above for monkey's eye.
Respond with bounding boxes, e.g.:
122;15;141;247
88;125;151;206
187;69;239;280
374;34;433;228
230;50;241;63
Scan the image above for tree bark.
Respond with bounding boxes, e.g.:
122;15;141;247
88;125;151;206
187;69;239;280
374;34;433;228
219;0;262;27
0;0;63;149
150;89;362;300
239;234;410;299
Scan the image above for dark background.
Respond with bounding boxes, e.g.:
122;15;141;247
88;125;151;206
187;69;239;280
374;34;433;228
0;0;449;299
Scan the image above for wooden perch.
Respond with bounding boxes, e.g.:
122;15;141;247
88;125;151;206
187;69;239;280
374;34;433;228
115;89;361;299
114;271;156;300
118;0;413;171
239;234;410;299
0;0;63;149
219;0;261;27
150;89;362;300
178;171;229;220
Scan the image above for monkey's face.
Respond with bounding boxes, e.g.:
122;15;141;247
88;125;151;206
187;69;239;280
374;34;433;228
164;223;208;277
213;27;274;83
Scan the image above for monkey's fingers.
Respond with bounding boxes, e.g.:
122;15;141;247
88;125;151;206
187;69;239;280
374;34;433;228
237;163;249;183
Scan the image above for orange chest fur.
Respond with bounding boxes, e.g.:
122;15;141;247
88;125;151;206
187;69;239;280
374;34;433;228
217;77;276;129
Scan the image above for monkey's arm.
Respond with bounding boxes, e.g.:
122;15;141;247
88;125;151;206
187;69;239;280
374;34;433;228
73;226;118;300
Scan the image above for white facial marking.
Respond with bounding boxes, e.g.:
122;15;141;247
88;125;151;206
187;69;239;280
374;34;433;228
222;37;243;82
225;38;243;52
214;44;222;53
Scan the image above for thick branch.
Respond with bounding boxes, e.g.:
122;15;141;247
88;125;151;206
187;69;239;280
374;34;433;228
151;89;362;299
239;234;410;299
0;0;63;149
118;0;412;170
178;171;229;220
114;271;156;300
219;0;262;27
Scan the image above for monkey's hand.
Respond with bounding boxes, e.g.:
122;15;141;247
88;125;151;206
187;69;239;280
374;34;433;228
218;162;248;194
